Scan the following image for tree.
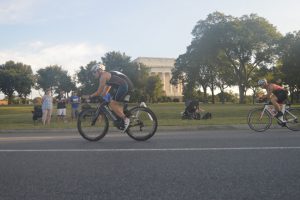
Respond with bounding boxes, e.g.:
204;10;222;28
145;76;164;103
76;61;99;95
191;12;282;103
279;31;300;103
0;61;34;104
36;65;76;95
101;51;131;71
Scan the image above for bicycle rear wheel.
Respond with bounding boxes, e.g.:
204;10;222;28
284;108;300;131
126;107;157;141
77;109;109;141
247;108;272;132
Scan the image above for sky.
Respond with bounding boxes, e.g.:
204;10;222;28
1;0;300;98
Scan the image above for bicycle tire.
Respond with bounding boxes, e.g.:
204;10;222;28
77;108;109;141
247;108;272;132
126;106;158;141
284;108;300;131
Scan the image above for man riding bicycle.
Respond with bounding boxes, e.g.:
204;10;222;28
85;63;133;132
257;79;288;121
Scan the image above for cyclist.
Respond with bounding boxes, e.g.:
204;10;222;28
257;79;288;121
85;63;133;132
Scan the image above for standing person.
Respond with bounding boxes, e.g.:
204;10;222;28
257;79;288;121
56;90;67;122
84;63;133;132
41;89;53;125
70;91;80;120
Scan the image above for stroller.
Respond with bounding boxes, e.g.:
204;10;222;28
32;105;43;124
181;100;212;120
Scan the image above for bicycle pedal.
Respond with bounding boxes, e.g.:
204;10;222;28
277;121;286;127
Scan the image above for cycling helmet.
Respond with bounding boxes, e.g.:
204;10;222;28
90;63;105;73
257;79;267;86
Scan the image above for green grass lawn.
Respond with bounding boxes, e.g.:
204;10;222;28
0;102;298;130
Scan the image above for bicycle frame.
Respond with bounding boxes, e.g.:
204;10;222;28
92;100;151;129
260;103;297;123
89;101;122;128
260;104;278;120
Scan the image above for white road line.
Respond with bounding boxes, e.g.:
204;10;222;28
0;146;300;152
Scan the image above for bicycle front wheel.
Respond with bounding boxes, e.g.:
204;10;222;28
126;107;158;141
284;108;300;131
77;109;109;141
247;108;272;132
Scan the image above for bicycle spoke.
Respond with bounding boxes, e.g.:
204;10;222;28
247;108;272;132
126;107;157;141
77;109;109;141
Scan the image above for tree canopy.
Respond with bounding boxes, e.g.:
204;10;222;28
172;12;282;103
0;61;34;104
35;65;76;95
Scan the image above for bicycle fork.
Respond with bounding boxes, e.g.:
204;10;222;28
259;108;267;121
91;107;102;126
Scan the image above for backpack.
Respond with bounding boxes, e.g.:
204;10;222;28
202;112;212;120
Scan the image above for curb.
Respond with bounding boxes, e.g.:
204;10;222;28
0;125;250;134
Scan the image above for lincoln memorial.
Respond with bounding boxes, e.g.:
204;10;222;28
134;57;183;99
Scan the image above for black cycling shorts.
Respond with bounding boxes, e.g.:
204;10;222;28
273;90;288;103
110;84;128;102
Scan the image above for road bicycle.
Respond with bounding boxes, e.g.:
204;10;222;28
77;95;158;141
247;101;300;132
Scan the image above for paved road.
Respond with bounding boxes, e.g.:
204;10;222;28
0;129;300;200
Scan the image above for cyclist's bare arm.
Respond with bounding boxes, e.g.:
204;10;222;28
259;84;273;100
265;84;274;99
102;85;111;96
91;72;111;98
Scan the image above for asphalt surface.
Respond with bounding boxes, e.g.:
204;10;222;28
0;127;300;200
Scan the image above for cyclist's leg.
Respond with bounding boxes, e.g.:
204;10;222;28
273;90;288;112
272;91;288;121
110;84;130;131
109;84;128;119
270;94;281;112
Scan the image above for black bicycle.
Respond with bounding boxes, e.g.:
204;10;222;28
77;95;158;141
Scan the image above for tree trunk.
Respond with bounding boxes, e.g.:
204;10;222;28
221;90;225;104
289;86;294;104
203;87;208;103
8;94;13;105
238;85;246;104
211;86;215;104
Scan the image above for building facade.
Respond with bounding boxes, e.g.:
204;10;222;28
134;57;183;99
